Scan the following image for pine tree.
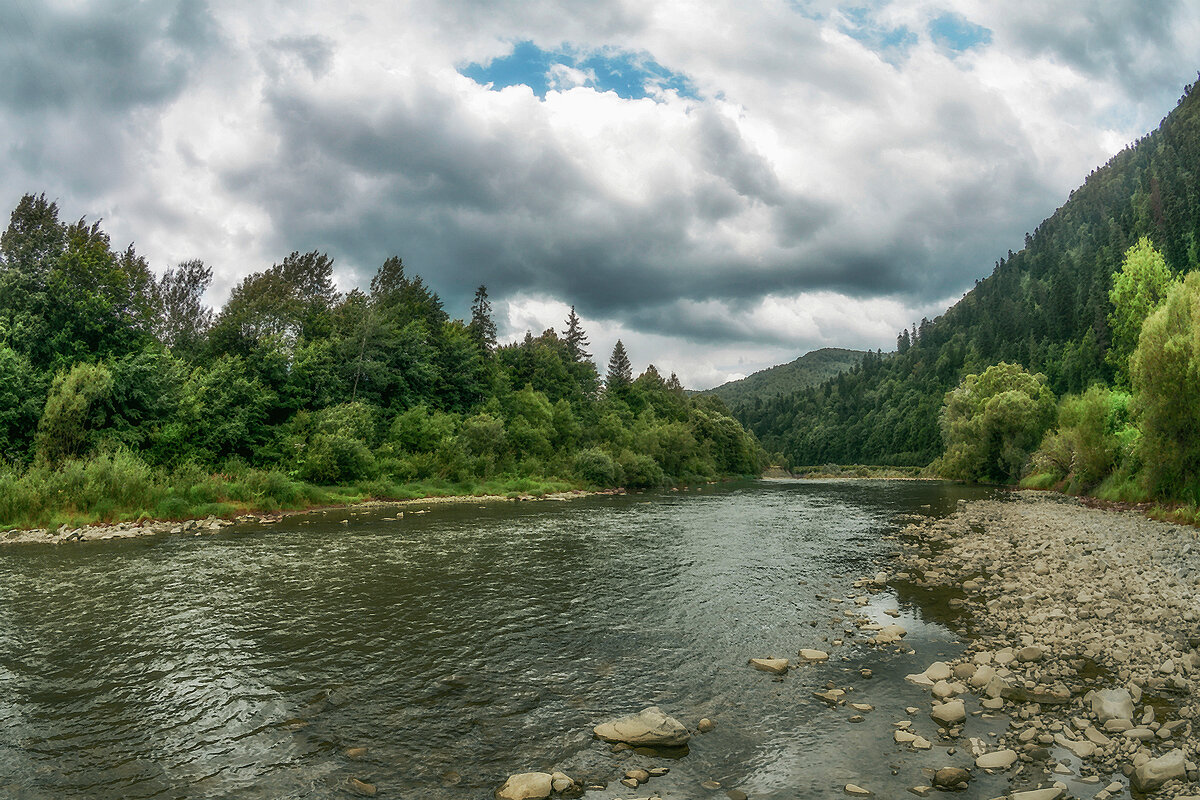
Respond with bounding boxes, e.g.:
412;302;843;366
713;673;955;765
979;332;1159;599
561;305;590;361
606;340;632;391
468;285;497;353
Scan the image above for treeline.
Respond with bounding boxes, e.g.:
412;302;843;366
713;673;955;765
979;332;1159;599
737;77;1200;468
0;196;765;527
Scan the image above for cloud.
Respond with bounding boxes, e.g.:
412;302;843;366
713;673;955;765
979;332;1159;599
0;0;1197;389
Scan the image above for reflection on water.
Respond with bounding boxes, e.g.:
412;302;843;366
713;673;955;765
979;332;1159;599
0;480;996;799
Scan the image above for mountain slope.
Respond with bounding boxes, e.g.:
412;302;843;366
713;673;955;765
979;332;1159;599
737;77;1200;466
703;348;864;407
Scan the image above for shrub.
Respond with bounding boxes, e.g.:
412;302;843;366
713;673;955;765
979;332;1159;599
573;447;619;486
619;451;665;489
937;362;1056;483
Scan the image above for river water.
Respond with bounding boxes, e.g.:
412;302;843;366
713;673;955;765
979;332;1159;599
0;479;1002;799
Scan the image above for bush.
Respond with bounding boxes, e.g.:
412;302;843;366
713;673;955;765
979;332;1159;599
298;433;377;484
1028;386;1133;492
573;447;619;486
619;451;665;489
937;362;1056;483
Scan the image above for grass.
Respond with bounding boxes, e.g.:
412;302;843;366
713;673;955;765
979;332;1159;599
0;452;583;532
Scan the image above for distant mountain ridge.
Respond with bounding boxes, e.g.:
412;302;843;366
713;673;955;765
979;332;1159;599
701;347;864;406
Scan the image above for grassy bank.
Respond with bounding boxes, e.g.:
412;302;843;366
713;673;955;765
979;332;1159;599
0;450;578;531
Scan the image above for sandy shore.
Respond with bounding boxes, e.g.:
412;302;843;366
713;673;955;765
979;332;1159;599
0;488;621;546
878;490;1200;798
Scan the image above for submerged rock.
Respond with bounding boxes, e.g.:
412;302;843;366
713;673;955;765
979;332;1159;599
749;657;789;674
593;706;691;747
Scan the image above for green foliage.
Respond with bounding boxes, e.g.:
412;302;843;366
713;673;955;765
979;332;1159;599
1107;237;1177;385
1026;386;1135;492
36;361;115;465
937;362;1056;483
573;447;619;485
0;194;770;528
1130;271;1200;502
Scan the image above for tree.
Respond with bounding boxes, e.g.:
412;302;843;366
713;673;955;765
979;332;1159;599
1130;271;1200;501
1107;237;1176;385
937;362;1056;483
155;259;214;358
562;305;590;361
35;361;115;465
468;285;497;353
606;340;632;392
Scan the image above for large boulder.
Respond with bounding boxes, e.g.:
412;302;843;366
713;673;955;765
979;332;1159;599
496;772;553;800
1090;688;1134;724
593;706;691;747
1131;749;1187;793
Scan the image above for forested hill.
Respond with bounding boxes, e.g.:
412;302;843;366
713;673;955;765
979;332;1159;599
702;348;863;407
738;78;1200;467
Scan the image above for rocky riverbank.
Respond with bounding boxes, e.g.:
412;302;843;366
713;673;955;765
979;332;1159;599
874;490;1200;799
0;489;617;546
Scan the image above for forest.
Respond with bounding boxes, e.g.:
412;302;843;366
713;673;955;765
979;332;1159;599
737;77;1200;489
0;197;765;529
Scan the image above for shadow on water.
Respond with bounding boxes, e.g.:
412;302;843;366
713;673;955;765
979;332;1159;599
0;479;1004;799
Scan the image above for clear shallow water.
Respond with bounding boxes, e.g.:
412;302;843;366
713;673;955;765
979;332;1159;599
0;479;999;799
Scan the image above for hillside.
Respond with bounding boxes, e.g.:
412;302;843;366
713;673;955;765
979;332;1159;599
737;77;1200;467
703;348;864;407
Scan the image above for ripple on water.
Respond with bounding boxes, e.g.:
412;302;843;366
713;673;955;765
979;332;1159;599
0;480;993;799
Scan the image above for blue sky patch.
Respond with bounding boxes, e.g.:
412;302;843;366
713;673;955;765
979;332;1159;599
461;41;698;101
838;6;918;65
928;12;992;52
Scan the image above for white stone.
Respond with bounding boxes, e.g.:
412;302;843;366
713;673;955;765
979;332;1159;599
931;699;966;726
496;772;553;800
1132;749;1187;792
976;749;1018;769
593;707;690;747
1091;688;1134;723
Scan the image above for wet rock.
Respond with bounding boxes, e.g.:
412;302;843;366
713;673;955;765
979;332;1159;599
698;718;716;733
932;767;970;789
625;769;650;784
798;649;829;662
845;783;873;796
497;773;553;800
749;657;789;674
726;791;748;800
550;772;574;793
344;746;368;759
594;707;690;747
348;778;377;797
1131;748;1186;792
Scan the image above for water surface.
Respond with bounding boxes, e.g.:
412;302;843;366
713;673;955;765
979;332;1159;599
0;479;998;799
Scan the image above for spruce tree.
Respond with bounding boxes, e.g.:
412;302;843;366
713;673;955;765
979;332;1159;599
468;285;497;353
606;340;632;391
562;305;590;361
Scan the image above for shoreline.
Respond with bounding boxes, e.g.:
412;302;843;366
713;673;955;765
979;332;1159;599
0;487;626;547
867;490;1200;798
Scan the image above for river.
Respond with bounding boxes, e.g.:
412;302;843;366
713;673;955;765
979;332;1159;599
0;479;1001;799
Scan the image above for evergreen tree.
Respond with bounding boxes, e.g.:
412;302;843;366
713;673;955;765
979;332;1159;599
468;285;497;353
562;305;590;361
606;340;632;392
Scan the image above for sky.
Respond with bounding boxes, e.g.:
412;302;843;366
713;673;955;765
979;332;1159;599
1;1;1197;389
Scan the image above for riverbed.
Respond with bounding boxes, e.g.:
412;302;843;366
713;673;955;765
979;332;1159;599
0;479;996;799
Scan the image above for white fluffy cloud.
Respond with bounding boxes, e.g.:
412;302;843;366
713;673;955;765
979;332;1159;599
1;0;1196;387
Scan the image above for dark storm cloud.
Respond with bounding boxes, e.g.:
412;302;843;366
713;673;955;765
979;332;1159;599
0;0;220;113
211;58;1073;346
